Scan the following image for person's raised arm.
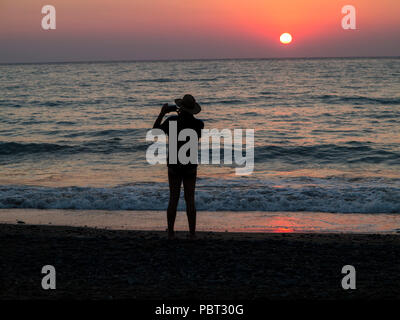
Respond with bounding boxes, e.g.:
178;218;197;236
153;103;169;129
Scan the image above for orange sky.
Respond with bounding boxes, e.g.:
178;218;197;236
0;0;399;62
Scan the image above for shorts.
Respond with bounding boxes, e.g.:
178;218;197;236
168;165;197;179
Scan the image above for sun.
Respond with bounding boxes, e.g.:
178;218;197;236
280;33;292;45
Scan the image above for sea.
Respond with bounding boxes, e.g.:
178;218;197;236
1;58;399;214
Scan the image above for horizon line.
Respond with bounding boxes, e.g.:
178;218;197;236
0;55;399;66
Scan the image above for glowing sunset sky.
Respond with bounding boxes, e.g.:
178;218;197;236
0;0;399;63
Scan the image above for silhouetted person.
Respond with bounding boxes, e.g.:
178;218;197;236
153;94;204;239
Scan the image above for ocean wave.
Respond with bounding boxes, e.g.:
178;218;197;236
123;78;176;83
0;180;399;213
0;140;148;156
254;144;400;165
62;128;143;138
2;141;399;165
0;142;74;155
318;95;400;105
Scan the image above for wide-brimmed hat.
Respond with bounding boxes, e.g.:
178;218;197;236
175;94;201;114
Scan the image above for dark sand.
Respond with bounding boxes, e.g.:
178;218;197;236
1;223;399;300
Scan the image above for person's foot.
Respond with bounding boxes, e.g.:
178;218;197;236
168;230;175;240
188;233;197;240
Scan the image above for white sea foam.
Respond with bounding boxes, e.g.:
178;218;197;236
1;177;399;213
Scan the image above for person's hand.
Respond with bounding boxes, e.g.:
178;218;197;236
160;103;169;116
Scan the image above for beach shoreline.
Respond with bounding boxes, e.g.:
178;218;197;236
1;209;400;234
1;223;399;299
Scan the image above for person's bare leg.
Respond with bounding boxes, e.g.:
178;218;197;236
167;168;182;239
183;169;197;239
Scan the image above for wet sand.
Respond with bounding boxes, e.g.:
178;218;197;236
1;209;400;233
1;223;399;300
